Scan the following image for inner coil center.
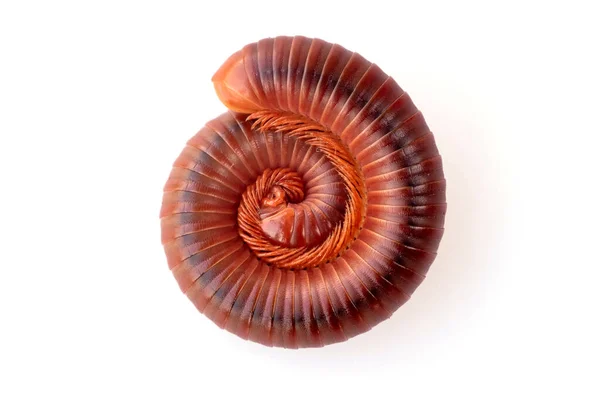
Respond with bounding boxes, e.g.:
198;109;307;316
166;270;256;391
236;112;367;270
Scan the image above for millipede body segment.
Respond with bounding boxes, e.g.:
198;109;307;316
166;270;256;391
160;36;446;348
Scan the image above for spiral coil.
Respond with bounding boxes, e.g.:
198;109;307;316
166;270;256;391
161;36;446;348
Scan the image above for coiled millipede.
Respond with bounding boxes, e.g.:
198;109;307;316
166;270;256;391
160;36;446;348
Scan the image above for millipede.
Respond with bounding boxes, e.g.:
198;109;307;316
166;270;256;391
160;36;446;348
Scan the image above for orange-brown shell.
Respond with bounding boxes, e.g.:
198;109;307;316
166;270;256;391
160;36;446;348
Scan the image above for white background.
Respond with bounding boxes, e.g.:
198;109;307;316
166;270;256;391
1;1;598;399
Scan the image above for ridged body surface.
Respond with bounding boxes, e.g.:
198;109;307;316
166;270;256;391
161;36;446;348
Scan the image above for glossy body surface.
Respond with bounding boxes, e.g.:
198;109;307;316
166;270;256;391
160;36;446;348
